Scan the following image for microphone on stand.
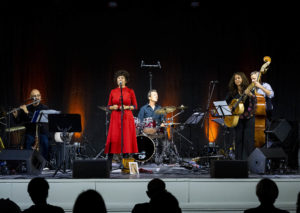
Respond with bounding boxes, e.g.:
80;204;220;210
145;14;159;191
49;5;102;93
210;80;219;84
157;61;161;69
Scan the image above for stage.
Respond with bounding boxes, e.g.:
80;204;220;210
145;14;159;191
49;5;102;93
1;162;300;213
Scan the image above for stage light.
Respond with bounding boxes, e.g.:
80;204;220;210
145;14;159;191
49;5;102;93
190;1;200;8
107;1;118;8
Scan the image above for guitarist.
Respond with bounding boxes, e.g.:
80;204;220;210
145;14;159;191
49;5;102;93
226;72;257;160
13;89;50;161
250;71;274;122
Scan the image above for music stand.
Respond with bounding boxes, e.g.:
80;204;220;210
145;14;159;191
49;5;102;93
212;101;232;156
213;101;231;117
184;112;204;125
32;110;61;123
48;114;82;177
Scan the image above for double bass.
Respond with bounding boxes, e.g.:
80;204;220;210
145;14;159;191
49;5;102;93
253;56;271;147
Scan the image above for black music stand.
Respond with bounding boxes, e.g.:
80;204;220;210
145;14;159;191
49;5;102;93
212;101;232;156
184;112;204;125
48;114;82;177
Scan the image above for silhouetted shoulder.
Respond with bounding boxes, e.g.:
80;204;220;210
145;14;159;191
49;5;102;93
244;207;289;213
132;202;150;213
23;204;65;213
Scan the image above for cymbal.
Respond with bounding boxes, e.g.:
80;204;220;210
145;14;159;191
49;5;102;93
97;106;110;112
154;106;176;114
162;122;181;126
177;105;188;110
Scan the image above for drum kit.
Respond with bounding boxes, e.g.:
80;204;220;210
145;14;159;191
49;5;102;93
132;105;188;164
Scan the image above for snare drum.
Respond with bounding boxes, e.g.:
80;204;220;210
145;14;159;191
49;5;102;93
142;117;157;135
132;135;155;162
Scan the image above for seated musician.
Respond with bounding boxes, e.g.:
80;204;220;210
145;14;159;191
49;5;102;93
138;89;165;130
13;89;50;161
250;71;274;121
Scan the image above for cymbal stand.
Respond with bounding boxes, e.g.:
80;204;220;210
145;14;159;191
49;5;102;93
166;108;193;148
164;112;182;164
94;109;110;159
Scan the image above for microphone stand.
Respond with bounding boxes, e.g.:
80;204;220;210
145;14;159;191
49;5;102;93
119;83;124;169
201;81;217;160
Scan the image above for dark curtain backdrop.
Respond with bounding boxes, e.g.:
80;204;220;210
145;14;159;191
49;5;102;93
1;4;299;157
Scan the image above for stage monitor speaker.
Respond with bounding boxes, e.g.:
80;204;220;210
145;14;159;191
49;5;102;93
248;148;287;174
266;119;291;142
0;149;46;175
210;160;248;178
73;159;110;178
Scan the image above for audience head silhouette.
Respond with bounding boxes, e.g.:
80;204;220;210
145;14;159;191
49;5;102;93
0;198;21;213
73;189;107;213
27;177;49;204
256;178;278;205
146;178;166;198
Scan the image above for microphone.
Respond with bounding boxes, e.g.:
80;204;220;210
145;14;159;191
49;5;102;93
140;60;144;68
25;97;36;102
157;61;161;69
119;82;122;86
210;80;219;84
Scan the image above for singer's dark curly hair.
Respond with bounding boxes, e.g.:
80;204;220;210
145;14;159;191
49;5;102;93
114;70;130;84
228;72;249;97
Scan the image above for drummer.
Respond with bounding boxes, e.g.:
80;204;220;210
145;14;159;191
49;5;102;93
138;89;165;128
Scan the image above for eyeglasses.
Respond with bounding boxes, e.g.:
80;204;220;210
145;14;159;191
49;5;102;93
31;94;41;98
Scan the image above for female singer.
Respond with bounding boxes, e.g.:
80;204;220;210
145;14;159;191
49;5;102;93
226;72;257;160
104;70;138;169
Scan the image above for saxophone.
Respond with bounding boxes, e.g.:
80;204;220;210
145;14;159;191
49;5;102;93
32;124;39;151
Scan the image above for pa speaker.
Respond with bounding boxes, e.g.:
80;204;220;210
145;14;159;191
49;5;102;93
266;119;291;142
210;160;248;178
0;149;46;175
248;148;287;174
72;159;110;178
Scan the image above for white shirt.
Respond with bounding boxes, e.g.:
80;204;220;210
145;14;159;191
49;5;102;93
256;82;274;99
256;82;274;111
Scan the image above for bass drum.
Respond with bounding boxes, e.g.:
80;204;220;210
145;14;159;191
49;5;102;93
133;135;155;162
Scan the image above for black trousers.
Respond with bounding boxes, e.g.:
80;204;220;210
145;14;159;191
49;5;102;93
234;116;255;160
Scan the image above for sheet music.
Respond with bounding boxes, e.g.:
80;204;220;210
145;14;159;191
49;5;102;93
213;101;232;116
32;110;61;123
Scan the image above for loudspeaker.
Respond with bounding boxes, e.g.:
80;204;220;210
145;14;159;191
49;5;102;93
248;148;287;174
210;160;248;178
72;159;110;178
266;119;291;142
0;150;46;175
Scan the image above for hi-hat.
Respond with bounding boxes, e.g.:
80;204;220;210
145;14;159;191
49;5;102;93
177;105;188;110
154;106;176;114
97;106;110;113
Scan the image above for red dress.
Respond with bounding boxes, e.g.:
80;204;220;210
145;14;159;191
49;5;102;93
104;87;138;154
